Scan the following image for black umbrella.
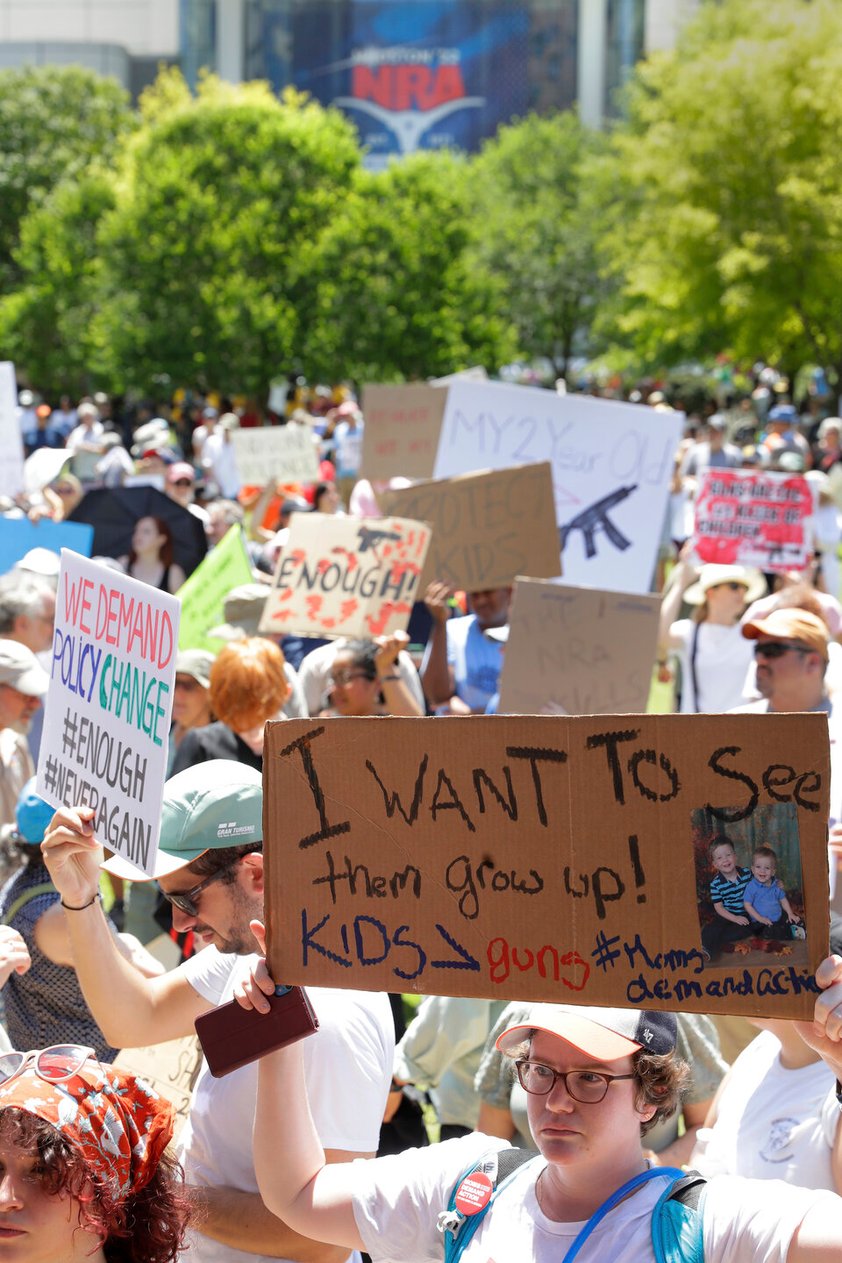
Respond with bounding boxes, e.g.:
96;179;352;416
68;485;208;578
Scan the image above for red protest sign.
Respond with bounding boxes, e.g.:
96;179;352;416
694;469;813;572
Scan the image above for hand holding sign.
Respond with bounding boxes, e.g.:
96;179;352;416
40;804;103;908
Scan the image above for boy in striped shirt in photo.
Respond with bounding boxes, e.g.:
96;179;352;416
701;836;755;962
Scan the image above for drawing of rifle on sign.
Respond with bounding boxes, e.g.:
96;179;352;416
36;551;180;877
377;464;560;593
498;580;660;716
259;515;432;639
263;714;829;1019
694;468;814;573
432;381;683;594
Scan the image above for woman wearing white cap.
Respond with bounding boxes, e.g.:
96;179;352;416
242;941;842;1263
657;550;766;713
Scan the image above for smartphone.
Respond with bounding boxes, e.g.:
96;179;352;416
195;985;319;1078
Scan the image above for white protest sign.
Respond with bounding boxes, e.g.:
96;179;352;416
231;425;319;485
259;514;432;639
37;552;180;876
433;381;683;594
0;362;25;499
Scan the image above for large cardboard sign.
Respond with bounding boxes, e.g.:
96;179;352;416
177;525;253;653
0;518;94;577
264;714;829;1018
0;362;24;499
378;464;560;592
498;581;660;716
231;425;319;486
694;468;814;572
432;381;683;594
259;514;432;639
361;383;447;481
37;552;179;876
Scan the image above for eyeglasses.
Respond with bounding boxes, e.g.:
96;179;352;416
753;641;811;660
174;675;202;691
161;856;242;917
514;1060;636;1103
171;479;194;488
709;581;747;593
0;1045;96;1087
329;669;373;687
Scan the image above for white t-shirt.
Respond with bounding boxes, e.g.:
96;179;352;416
426;615;502;712
180;948;393;1263
669;620;754;713
350;1132;837;1263
691;1029;838;1189
203;432;241;498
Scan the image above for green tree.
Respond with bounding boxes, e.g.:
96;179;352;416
0;65;133;288
467;112;607;380
0;173;116;395
301;151;515;382
98;74;362;396
596;0;842;383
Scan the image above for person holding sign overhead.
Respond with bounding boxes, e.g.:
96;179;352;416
421;582;510;714
242;942;842;1263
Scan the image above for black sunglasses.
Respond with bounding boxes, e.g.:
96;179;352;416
753;641;810;660
161;856;242;917
709;581;747;593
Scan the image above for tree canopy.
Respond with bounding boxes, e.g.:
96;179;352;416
596;0;842;382
0;65;133;289
467;111;607;379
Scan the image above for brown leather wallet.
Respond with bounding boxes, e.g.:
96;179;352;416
195;986;319;1078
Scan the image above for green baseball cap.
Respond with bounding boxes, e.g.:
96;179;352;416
103;761;262;880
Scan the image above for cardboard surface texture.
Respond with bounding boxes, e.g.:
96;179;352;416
361;383;448;481
231;425;319;486
432;381;682;594
695;469;814;572
378;464;560;592
259;513;432;639
498;581;659;716
264;714;829;1018
37;551;180;876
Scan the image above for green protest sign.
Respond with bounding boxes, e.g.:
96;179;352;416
177;526;253;653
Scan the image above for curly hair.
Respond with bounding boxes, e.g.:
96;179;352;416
632;1049;689;1137
209;637;290;733
0;1109;188;1263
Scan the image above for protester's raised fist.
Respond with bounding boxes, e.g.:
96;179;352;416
40;806;103;908
424;581;454;623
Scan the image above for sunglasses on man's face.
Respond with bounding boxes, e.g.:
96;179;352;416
171;479;194;488
161;856;242;917
753;641;810;660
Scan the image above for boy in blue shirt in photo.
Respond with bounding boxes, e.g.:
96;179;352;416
701;837;755;961
743;844;805;940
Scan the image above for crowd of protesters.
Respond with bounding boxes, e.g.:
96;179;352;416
1;372;842;1261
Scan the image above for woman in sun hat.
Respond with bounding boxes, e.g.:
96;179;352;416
241;932;842;1263
657;548;766;712
0;1046;187;1261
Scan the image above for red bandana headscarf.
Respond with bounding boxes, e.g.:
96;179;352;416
0;1061;174;1197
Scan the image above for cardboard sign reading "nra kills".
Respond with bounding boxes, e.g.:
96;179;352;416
264;715;830;1018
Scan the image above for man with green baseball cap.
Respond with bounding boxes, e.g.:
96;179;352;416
41;759;394;1263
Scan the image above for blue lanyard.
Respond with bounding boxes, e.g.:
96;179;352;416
559;1166;685;1263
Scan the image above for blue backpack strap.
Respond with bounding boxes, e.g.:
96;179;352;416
651;1171;707;1263
562;1167;685;1263
439;1148;538;1263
